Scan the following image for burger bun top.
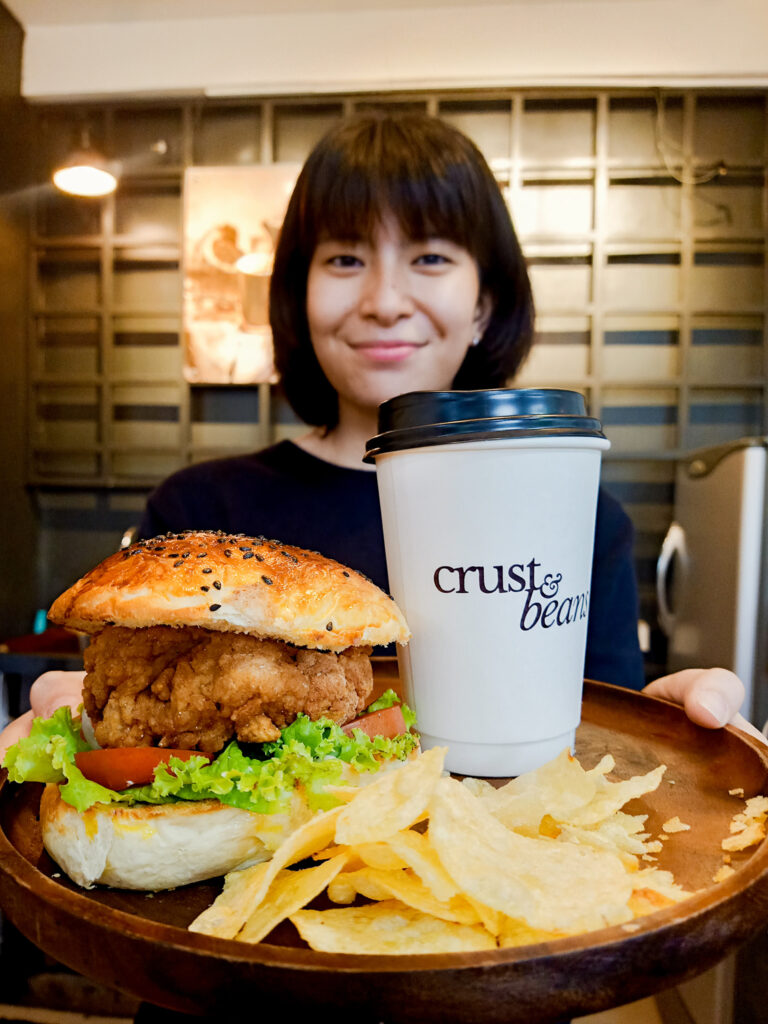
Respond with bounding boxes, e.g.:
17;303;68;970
48;531;410;652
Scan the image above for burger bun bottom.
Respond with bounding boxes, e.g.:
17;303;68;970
40;784;315;891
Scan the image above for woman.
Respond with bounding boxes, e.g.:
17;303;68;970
0;111;758;758
142;111;644;689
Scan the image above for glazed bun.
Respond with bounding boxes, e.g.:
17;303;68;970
39;783;316;891
48;531;410;653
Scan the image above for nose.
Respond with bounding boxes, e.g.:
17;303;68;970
359;260;413;324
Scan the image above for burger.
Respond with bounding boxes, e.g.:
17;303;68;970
2;531;415;891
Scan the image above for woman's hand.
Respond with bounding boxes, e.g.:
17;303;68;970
644;668;766;744
0;670;86;762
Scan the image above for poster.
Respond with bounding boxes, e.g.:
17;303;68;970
182;164;300;384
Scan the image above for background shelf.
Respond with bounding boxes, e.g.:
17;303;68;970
24;88;768;678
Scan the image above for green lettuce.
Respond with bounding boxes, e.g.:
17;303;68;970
1;707;120;812
2;701;419;815
365;688;417;730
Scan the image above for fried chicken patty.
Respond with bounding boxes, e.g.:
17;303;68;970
82;625;374;751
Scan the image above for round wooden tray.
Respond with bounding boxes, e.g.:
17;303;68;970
2;680;768;1024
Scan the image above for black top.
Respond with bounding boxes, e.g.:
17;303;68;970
138;440;645;690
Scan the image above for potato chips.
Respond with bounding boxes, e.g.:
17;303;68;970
291;901;497;955
335;745;444;845
189;804;344;939
429;776;636;933
189;745;700;953
722;795;768;853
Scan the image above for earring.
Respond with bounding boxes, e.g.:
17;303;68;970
471;334;481;347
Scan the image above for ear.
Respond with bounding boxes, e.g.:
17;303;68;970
473;289;493;337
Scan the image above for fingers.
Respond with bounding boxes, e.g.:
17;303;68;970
725;713;768;744
644;668;766;743
30;670;85;719
0;710;35;763
0;671;87;767
644;667;742;727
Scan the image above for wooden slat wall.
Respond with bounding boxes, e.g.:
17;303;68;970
19;90;768;675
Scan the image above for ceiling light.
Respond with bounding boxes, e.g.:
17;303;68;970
52;129;118;198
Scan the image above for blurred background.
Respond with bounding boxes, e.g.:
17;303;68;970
0;3;767;1022
2;2;767;689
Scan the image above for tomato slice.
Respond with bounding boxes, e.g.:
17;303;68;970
74;747;211;791
341;704;408;740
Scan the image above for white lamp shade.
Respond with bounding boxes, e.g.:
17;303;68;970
53;162;118;197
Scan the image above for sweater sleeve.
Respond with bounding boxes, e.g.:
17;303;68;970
583;488;646;691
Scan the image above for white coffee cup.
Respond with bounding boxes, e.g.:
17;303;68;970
365;388;610;777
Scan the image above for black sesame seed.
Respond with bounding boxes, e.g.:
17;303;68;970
197;552;207;558
209;603;221;611
224;550;232;557
173;560;184;568
342;571;350;577
239;545;251;552
213;580;221;590
201;585;209;592
243;552;254;559
167;553;179;558
202;567;213;574
326;622;333;631
261;575;273;585
255;553;264;562
182;552;191;558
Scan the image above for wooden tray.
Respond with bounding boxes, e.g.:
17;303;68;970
2;679;768;1024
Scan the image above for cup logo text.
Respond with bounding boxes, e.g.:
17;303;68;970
433;558;589;631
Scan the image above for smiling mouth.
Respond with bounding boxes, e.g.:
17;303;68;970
352;341;425;362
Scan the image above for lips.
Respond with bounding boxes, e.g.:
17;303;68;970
351;341;425;363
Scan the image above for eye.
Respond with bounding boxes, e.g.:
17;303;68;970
413;252;451;266
313;240;366;270
411;239;461;268
327;253;364;269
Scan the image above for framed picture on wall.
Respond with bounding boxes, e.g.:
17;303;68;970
182;164;300;384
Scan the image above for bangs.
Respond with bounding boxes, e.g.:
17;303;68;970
297;118;486;254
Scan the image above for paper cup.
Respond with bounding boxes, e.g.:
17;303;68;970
365;388;610;777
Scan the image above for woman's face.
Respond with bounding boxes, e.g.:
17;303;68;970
306;214;491;421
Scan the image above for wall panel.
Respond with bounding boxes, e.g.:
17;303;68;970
25;89;768;675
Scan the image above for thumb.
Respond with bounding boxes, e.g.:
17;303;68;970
30;670;85;720
644;668;766;743
0;710;35;763
644;668;744;729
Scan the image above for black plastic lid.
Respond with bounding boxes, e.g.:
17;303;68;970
364;388;606;461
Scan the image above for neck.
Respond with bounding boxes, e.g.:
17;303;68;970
295;401;378;470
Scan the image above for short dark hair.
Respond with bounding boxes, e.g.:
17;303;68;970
269;111;535;428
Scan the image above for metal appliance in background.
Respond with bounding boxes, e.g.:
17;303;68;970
657;436;768;728
656;436;768;1024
